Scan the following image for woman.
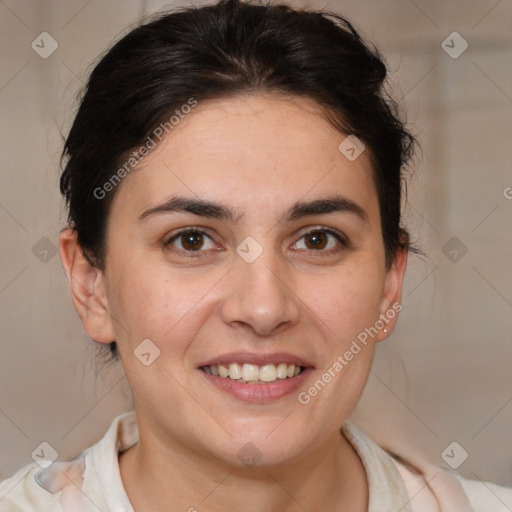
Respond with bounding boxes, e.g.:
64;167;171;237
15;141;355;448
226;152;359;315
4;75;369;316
1;0;510;510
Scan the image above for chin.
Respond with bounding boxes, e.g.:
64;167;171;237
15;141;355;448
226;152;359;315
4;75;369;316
207;423;312;469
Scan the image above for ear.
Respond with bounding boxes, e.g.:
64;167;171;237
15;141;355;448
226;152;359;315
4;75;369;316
375;247;408;342
58;227;116;344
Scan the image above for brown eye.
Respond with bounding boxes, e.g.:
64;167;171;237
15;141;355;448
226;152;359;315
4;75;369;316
292;228;348;253
181;231;204;251
304;231;328;250
166;229;216;252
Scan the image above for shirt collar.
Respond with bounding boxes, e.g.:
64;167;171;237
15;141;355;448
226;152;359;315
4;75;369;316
90;411;413;512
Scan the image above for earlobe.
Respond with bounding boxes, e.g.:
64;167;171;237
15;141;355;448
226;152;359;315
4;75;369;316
376;247;408;342
58;227;116;344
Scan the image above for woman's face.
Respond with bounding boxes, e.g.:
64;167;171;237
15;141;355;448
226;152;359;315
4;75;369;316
64;94;406;467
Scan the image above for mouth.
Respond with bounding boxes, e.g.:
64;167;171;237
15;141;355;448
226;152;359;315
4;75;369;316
200;362;307;384
197;353;314;402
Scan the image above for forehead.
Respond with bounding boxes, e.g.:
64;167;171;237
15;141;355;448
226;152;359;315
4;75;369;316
109;94;379;223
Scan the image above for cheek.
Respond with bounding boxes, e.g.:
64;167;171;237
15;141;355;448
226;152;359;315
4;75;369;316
302;273;381;415
107;261;224;348
299;263;384;345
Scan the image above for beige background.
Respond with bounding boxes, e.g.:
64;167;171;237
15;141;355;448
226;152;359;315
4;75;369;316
1;0;511;489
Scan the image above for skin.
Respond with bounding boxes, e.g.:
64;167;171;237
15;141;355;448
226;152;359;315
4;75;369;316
59;93;407;512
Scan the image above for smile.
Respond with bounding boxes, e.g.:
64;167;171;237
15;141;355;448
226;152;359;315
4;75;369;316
200;363;305;384
197;352;314;402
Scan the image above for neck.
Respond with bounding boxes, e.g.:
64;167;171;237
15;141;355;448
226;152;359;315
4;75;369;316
119;418;368;512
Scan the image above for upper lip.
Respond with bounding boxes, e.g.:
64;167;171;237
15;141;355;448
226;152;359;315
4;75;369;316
198;352;314;369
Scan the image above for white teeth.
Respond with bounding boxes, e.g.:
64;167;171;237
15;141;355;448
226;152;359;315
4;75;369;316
276;363;288;379
203;362;304;383
260;364;277;382
229;363;242;380
241;364;259;381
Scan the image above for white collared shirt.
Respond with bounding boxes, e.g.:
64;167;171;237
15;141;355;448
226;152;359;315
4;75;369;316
1;410;511;511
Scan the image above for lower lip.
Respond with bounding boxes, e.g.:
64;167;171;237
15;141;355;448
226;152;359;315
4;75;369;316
199;367;313;403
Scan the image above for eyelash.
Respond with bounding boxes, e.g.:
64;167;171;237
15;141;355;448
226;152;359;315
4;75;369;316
164;226;349;258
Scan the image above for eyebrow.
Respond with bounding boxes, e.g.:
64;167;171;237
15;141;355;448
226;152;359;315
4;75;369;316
137;194;368;224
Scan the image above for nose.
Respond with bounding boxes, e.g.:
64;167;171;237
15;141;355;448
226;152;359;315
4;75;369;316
220;249;301;337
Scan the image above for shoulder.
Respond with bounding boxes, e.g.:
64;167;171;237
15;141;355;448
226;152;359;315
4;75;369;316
457;474;512;512
393;452;512;512
0;410;137;512
0;462;62;511
343;422;512;512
